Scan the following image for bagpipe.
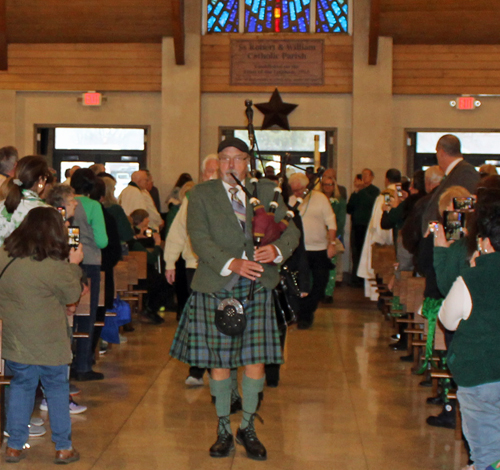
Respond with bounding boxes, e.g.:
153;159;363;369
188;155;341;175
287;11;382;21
214;100;323;336
231;100;325;297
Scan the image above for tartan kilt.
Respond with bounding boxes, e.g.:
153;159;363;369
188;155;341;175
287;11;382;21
170;277;283;369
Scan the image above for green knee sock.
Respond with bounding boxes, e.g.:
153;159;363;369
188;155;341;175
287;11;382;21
209;377;232;433
240;373;265;429
230;368;240;402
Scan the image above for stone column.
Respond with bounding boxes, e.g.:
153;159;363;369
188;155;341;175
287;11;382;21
161;0;201;202
351;0;393;189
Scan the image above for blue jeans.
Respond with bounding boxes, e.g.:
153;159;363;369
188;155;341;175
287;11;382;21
458;381;500;470
73;264;100;373
6;361;72;451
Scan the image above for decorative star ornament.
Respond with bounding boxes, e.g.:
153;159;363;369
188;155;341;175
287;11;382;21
255;88;298;131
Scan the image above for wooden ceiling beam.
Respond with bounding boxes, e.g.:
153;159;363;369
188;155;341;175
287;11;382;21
0;0;7;70
171;0;185;65
369;0;381;65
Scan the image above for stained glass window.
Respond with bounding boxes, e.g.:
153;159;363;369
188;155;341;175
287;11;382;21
206;1;349;34
207;0;239;33
244;0;311;33
316;0;348;33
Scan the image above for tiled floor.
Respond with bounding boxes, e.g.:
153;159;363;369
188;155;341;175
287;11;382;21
2;287;467;469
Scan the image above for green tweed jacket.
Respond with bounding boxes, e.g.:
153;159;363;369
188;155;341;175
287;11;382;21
187;178;300;293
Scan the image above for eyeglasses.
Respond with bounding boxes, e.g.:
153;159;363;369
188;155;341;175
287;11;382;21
219;156;249;163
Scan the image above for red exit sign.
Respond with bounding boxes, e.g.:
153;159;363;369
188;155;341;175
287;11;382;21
82;92;102;106
457;96;475;110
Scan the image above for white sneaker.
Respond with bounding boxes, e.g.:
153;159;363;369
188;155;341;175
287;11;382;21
40;398;87;414
3;424;46;438
69;398;87;415
30;417;44;427
185;376;204;386
39;398;48;411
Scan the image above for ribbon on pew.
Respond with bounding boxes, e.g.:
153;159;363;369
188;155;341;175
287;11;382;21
416;297;443;375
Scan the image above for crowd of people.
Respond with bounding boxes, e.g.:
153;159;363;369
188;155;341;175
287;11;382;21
0;133;498;468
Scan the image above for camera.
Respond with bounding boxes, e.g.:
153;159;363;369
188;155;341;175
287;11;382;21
57;206;66;221
384;193;391;204
395;183;403;198
453;197;475;211
356;173;362;180
443;211;466;241
145;228;153;238
68;226;80;248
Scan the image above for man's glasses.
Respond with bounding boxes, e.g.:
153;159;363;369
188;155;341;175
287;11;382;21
219;156;248;163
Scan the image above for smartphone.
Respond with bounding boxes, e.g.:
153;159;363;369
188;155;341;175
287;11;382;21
395;183;403;198
384;193;391;204
57;206;66;221
68;226;80;248
428;221;439;234
453;197;475;211
145;228;153;238
443;211;466;241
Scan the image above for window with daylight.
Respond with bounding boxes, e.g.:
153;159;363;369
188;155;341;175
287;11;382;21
206;0;349;34
316;0;348;33
245;0;310;33
207;0;240;33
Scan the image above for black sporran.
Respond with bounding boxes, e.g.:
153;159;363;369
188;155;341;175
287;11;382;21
273;266;299;331
215;298;247;336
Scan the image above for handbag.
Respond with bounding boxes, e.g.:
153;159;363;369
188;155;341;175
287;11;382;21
214;297;247;336
273;265;299;331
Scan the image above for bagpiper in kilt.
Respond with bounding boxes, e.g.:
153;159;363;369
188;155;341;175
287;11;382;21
169;138;300;461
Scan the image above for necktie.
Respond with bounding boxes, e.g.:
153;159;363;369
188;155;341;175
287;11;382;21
229;187;246;231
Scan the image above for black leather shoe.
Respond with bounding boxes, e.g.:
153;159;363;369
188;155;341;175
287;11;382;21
426;412;456;429
390;341;407;351
236;415;267;461
209;417;234;458
426;396;444;406
209;433;234;458
75;370;104;381
399;354;413;362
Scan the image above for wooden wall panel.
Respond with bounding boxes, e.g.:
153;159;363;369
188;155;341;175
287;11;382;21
393;45;500;95
201;34;353;94
380;0;500;45
0;44;162;91
6;0;173;43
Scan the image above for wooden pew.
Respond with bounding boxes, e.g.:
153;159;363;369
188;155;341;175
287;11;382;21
0;320;12;442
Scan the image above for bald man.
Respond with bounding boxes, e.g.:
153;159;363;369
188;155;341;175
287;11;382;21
118;170;163;231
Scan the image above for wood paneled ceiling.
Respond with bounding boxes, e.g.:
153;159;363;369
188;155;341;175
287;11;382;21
370;0;500;65
379;0;500;45
0;0;185;68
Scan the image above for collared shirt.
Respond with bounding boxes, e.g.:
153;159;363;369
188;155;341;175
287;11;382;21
220;179;282;276
445;158;463;176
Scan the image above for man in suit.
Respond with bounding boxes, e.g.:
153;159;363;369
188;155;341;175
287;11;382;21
421;134;480;234
170;137;299;461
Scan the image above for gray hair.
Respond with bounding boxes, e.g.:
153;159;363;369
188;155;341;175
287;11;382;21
45;184;75;209
201;154;219;172
425;165;445;186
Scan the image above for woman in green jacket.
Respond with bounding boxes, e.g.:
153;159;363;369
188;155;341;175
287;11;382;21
0;207;83;464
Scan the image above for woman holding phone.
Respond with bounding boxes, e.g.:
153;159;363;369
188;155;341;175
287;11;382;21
0;207;83;464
